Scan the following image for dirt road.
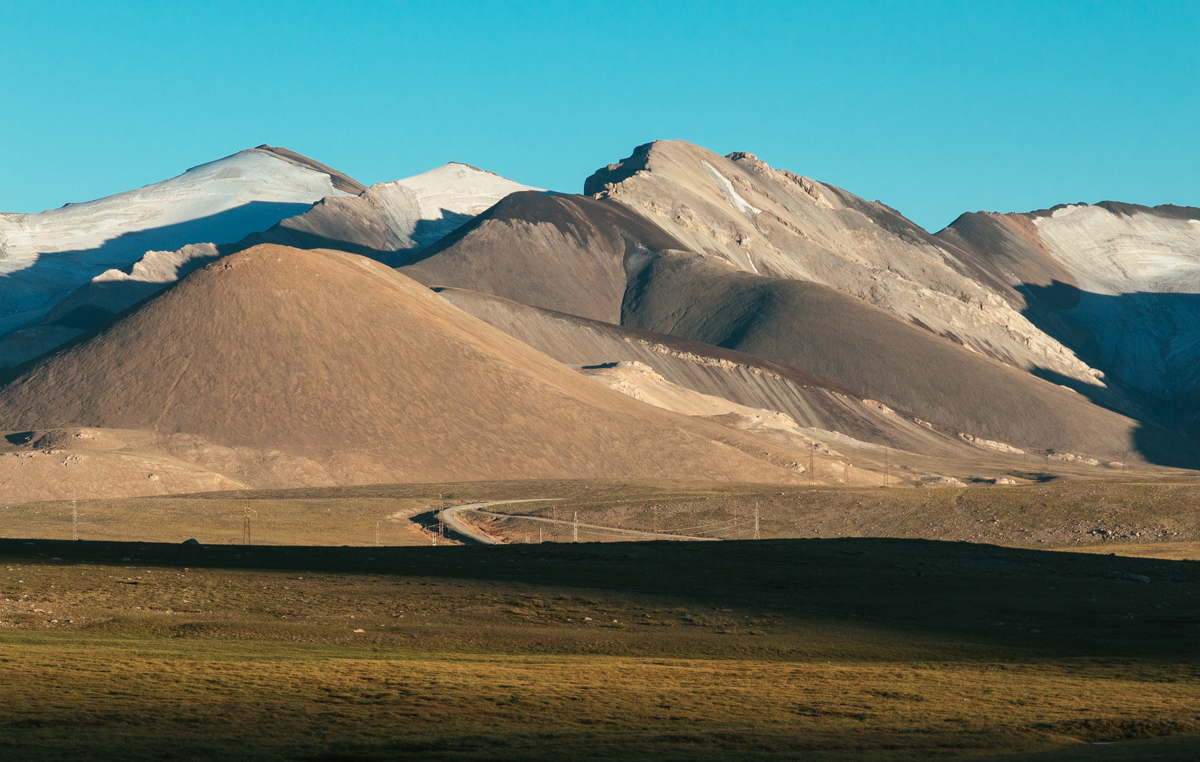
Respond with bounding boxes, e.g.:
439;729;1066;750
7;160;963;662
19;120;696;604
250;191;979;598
440;500;718;544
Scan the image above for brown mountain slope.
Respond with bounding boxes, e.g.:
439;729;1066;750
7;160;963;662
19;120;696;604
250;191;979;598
0;245;803;488
434;287;961;457
585;140;1108;392
401;192;687;324
620;251;1200;468
0;164;537;372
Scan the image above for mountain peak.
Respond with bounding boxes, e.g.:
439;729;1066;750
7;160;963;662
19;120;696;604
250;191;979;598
243;145;366;195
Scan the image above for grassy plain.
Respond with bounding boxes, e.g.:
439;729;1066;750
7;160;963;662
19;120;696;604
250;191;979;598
1;527;1199;760
5;477;1199;554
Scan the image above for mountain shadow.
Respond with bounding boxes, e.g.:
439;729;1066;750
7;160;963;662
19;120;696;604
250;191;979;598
1021;281;1200;440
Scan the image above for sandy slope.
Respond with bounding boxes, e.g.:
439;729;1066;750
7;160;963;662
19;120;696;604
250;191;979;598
0;244;804;495
434;287;957;457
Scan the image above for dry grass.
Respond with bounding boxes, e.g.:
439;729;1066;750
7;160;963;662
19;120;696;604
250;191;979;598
1;531;1198;760
6;476;1200;553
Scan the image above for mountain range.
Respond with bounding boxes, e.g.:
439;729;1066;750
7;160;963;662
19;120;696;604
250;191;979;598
2;139;1196;500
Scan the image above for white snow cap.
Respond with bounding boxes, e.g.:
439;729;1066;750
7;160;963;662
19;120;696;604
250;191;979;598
0;149;353;333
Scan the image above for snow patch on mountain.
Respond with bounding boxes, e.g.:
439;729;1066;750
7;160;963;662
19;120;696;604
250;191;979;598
1034;205;1200;295
383;162;542;250
0;150;352;335
701;160;761;216
1031;205;1200;399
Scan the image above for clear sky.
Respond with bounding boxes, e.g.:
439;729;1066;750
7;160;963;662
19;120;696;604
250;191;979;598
1;1;1196;231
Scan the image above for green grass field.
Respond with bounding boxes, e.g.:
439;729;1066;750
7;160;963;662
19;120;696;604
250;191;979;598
2;527;1198;760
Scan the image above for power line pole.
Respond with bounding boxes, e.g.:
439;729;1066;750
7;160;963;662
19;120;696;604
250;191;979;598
810;444;816;488
884;445;889;488
375;520;380;547
239;473;252;546
844;462;850;489
72;497;78;542
734;506;739;540
573;512;579;543
754;503;760;540
552;505;558;542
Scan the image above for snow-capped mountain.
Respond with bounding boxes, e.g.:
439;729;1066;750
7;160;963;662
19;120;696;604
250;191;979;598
0;147;359;338
0;154;539;370
247;162;541;261
940;201;1200;433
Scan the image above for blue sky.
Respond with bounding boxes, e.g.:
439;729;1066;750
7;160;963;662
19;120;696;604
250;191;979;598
1;1;1196;231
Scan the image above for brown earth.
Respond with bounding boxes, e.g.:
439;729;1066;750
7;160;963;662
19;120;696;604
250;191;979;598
620;251;1199;467
435;286;966;458
0;244;807;495
936;211;1081;310
401;191;686;324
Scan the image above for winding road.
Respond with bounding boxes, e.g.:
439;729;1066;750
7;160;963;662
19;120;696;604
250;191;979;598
438;499;719;544
439;500;557;544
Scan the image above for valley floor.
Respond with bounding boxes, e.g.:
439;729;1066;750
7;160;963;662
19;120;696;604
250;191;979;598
1;529;1198;760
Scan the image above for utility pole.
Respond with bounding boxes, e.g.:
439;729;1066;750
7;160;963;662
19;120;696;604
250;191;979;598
754;503;760;540
552;505;558;542
239;473;252;545
844;462;850;489
539;527;543;544
72;497;78;542
734;506;739;540
809;444;816;488
573;512;579;543
884;446;889;488
375;520;380;547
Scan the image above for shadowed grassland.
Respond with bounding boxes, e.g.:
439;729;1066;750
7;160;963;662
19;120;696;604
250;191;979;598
1;536;1198;760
